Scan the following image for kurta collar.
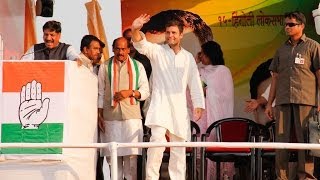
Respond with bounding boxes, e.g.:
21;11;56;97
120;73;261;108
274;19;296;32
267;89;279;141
164;44;183;55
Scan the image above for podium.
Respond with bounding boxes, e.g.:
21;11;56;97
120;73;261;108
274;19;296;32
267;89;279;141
0;60;98;180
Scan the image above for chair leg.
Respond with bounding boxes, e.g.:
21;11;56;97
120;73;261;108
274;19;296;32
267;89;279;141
192;147;197;180
142;148;147;180
217;161;221;180
187;156;192;180
190;156;194;180
251;148;256;180
200;148;205;180
250;135;256;180
257;149;262;180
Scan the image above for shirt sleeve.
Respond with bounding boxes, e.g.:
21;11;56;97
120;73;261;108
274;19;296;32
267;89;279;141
137;62;150;101
187;54;205;109
269;50;279;73
21;46;35;60
98;62;106;108
132;32;160;61
66;46;81;60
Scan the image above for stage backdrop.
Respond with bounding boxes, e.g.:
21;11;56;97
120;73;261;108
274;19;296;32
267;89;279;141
121;0;320;118
0;60;98;180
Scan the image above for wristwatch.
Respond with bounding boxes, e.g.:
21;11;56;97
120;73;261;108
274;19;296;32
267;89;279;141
132;90;135;97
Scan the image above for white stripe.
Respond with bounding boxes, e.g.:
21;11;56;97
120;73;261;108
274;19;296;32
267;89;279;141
2;93;65;123
110;60;114;106
0;61;2;144
4;154;63;160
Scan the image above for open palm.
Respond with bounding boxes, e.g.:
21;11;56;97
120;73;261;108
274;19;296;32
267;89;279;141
132;14;150;30
19;80;50;129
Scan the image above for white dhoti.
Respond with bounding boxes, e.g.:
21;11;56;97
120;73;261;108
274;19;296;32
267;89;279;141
100;119;143;156
100;119;143;180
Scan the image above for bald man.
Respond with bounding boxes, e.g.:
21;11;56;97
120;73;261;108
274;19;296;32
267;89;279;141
97;37;150;180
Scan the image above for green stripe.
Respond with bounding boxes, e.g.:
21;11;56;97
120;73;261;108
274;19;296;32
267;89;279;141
1;123;63;154
108;58;112;86
132;59;139;90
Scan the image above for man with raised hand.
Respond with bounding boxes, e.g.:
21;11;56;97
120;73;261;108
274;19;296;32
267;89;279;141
131;14;205;180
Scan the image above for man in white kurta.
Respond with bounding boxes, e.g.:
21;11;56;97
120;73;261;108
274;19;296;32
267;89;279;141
132;14;205;180
98;37;149;180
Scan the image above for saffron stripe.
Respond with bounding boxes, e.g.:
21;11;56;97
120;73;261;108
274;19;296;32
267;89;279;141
3;62;65;92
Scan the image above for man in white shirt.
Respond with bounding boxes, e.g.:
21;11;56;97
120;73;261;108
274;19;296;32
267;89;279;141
22;20;80;61
79;34;105;75
79;34;105;180
131;14;205;180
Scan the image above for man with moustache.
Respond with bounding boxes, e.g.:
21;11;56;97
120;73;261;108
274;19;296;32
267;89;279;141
22;20;80;61
131;14;205;180
265;11;320;179
98;37;149;180
79;34;105;180
79;34;105;75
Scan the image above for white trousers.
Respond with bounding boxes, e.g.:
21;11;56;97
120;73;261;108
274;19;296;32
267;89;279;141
107;155;137;180
146;125;186;180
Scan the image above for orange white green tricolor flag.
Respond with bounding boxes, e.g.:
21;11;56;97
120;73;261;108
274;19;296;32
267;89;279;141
0;61;65;156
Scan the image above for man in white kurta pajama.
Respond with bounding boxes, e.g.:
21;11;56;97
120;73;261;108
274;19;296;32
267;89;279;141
98;37;150;180
132;14;205;180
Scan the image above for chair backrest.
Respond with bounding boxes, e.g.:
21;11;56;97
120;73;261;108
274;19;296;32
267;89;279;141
190;121;200;136
205;117;257;142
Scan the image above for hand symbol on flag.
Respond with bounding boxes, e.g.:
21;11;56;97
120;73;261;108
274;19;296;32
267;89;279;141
19;80;50;129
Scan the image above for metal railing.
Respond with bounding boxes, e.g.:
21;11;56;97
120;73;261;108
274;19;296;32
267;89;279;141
1;142;320;180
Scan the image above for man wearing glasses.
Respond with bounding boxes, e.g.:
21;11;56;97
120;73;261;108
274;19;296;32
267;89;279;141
265;11;320;179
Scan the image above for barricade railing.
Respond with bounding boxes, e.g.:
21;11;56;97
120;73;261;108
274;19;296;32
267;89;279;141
1;142;320;180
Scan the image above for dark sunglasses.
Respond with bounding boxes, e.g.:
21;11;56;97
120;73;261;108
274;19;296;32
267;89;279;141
285;23;301;27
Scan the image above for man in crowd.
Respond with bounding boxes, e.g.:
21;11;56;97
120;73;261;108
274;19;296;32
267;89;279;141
79;34;105;75
131;14;205;180
22;20;80;61
98;37;149;180
79;34;105;180
265;11;320;179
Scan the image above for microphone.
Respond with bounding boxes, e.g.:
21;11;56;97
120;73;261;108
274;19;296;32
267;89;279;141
20;47;48;60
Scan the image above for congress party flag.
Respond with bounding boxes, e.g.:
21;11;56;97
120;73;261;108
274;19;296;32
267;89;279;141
0;61;66;157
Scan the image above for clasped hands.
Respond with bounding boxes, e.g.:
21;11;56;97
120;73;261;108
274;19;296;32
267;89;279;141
113;90;132;102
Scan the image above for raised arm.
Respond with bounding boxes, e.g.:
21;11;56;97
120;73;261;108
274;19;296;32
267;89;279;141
131;14;150;42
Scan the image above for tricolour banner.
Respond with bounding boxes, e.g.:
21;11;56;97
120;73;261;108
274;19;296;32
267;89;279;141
0;61;65;157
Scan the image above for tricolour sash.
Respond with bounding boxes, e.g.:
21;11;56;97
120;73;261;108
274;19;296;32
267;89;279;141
108;57;139;107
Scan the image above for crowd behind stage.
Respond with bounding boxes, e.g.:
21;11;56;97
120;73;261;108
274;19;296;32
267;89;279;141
21;10;320;180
